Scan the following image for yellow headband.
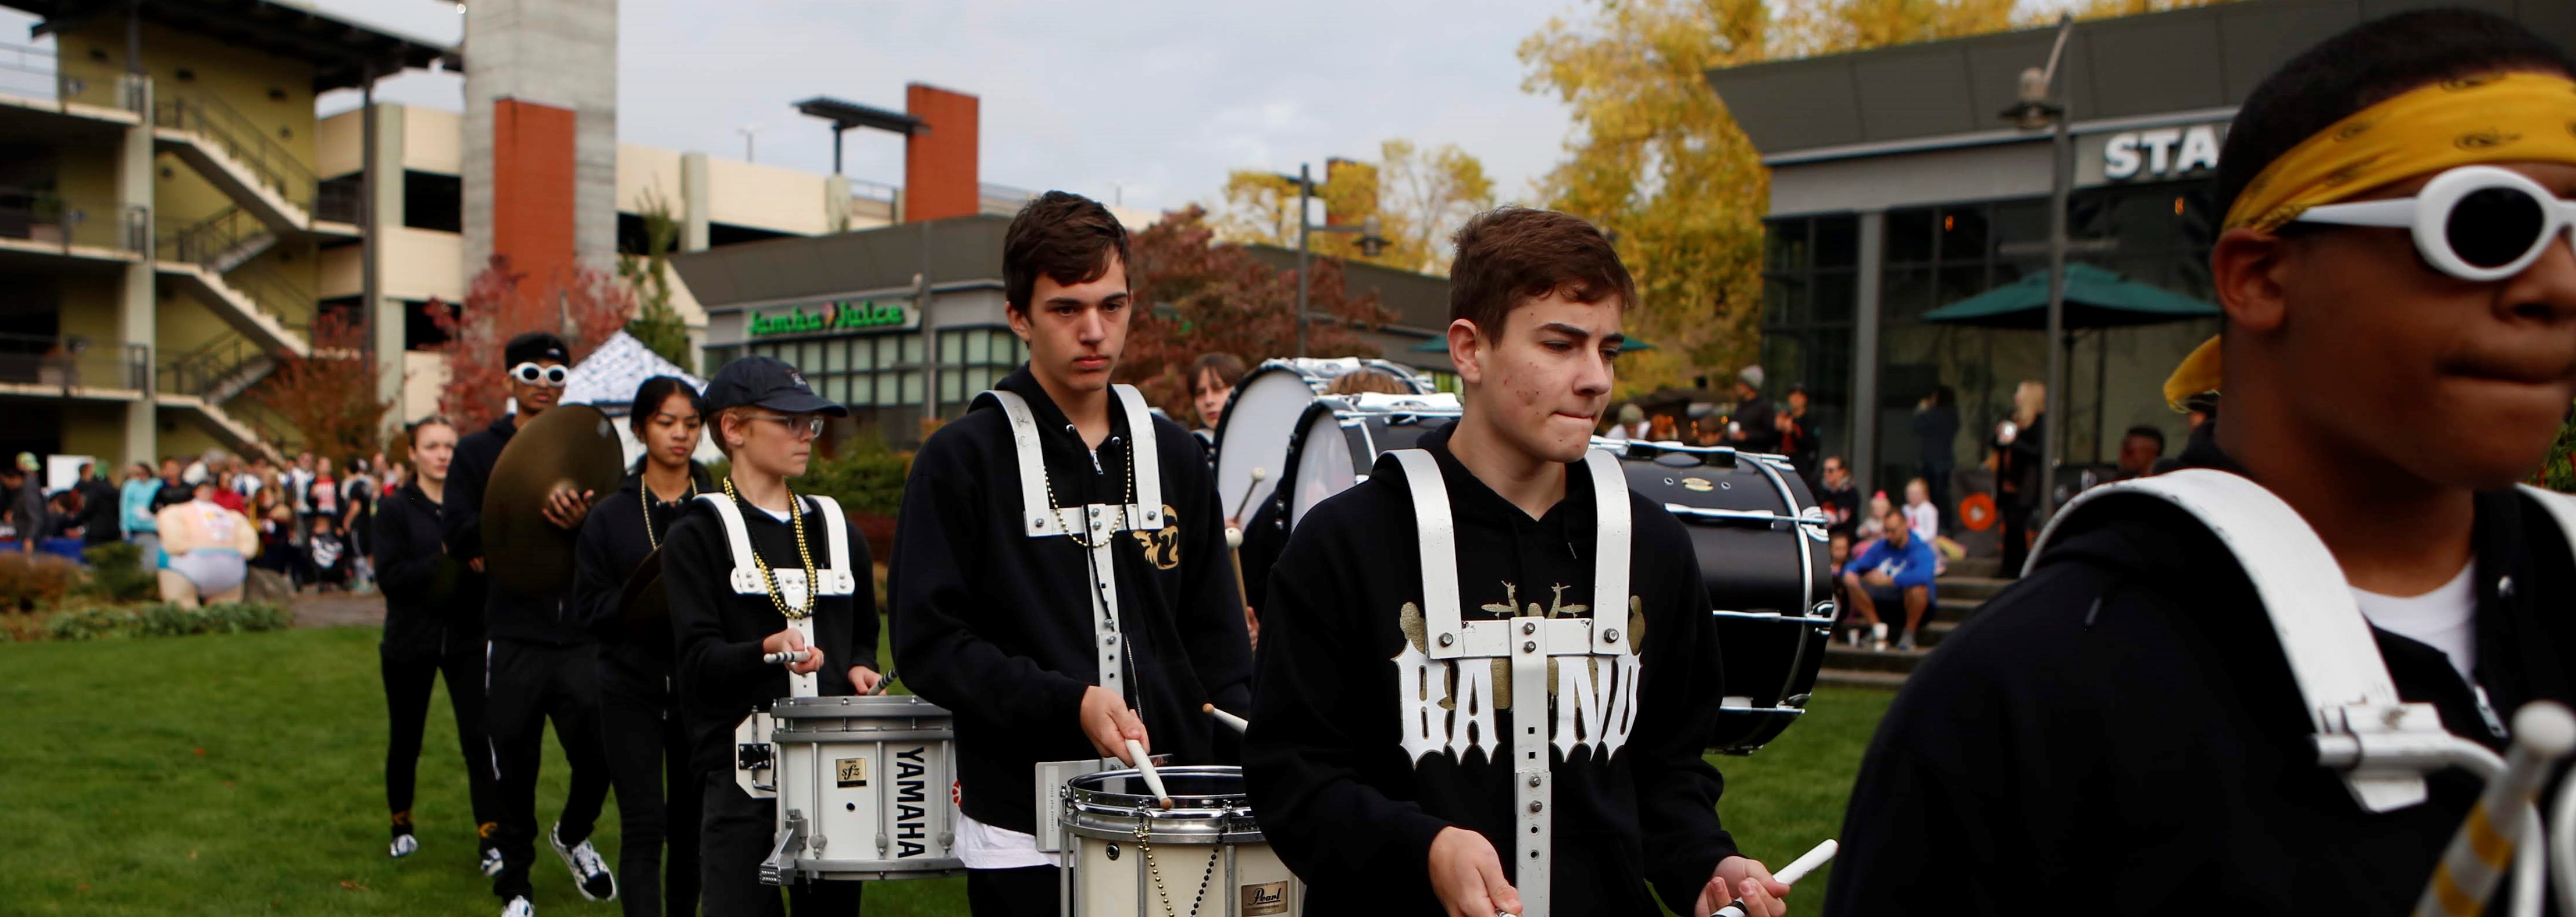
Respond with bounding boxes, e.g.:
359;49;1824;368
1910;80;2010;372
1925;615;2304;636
2165;71;2576;408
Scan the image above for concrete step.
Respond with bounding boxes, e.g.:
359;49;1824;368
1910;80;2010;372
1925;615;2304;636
1936;575;2014;603
1944;556;2003;579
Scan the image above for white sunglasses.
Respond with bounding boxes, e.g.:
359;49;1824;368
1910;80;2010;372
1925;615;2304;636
508;362;569;387
2290;165;2576;283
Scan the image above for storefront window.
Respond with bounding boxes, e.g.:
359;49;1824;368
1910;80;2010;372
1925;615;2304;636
935;326;1030;412
1759;214;1858;466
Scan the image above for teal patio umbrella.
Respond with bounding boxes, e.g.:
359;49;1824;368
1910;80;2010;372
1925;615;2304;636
1919;263;2218;329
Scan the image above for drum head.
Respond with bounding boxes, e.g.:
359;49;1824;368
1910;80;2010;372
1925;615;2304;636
1213;366;1324;520
1286;408;1357;528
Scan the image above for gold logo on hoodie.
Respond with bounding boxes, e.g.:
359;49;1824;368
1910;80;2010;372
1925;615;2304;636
1130;504;1182;569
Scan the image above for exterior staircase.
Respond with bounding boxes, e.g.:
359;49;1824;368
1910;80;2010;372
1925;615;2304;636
150;91;358;237
1815;556;2015;688
156;329;283;463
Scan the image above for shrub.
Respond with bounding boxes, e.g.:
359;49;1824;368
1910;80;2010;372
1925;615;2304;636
44;601;289;641
80;541;158;603
0;551;78;611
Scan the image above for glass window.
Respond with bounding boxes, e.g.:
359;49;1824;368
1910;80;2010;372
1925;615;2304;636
900;371;923;404
939;330;962;365
1814;216;1859;269
1765;218;1809;272
901;336;923;365
939;370;962;403
1886;208;1935;264
1936;206;1988;263
1813;273;1856;324
820;340;843;374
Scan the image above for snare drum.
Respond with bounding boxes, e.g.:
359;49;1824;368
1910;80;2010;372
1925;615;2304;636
1607;442;1835;754
759;695;964;883
1213;358;1431;521
1061;766;1301;917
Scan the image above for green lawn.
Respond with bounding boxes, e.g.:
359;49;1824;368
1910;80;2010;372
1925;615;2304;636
0;627;1888;915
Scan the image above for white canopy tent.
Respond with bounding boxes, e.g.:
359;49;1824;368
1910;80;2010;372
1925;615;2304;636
560;331;725;466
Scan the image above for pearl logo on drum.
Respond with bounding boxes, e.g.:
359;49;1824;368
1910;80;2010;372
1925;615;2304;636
1241;880;1290;916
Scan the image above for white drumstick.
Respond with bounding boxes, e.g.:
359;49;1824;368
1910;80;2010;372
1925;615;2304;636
1205;702;1249;734
762;649;812;665
1230;466;1269;523
1125;738;1173;810
1711;839;1836;917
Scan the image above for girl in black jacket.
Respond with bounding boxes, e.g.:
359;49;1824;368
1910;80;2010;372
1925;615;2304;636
373;416;502;866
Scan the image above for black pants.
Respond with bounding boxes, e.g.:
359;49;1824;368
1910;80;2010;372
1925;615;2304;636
967;866;1059;917
1998;494;2031;577
381;639;501;837
488;638;613;900
699;771;862;916
603;648;700;917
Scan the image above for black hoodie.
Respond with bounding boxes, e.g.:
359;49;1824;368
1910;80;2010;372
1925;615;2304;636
1243;424;1739;915
443;414;587;646
570;464;713;672
889;366;1251;836
1825;429;2576;916
374;480;480;659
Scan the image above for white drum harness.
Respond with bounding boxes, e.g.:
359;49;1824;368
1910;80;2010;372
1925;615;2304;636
698;490;860;700
1392;447;1636;917
979;384;1166;704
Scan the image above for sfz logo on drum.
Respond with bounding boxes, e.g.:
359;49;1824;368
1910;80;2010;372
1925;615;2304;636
1390;583;1645;765
893;747;930;858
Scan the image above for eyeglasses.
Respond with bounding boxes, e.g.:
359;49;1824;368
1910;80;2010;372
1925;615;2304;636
508;363;569;387
742;413;825;439
2291;165;2576;283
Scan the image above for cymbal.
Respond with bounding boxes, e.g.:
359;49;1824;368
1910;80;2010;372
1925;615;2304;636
616;547;672;658
483;403;626;598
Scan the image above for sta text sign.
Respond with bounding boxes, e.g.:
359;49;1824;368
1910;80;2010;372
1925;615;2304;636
750;299;914;337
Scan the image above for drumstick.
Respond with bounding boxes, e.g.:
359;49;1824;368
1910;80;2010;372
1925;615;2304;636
1710;839;1837;917
867;666;897;696
761;649;812;665
1230;466;1269;523
1205;702;1249;734
1126;738;1173;810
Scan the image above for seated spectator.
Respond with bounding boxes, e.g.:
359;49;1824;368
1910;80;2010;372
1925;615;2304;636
1815;455;1860;533
1827;529;1855;643
1854;490;1893;543
1902;477;1967;563
305;513;351;593
2115;424;2167;481
1840;504;1938;652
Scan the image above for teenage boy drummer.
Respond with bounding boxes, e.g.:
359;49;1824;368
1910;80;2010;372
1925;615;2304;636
1246;208;1788;917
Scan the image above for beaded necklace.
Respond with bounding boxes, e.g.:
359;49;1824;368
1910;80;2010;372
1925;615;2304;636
720;474;815;620
640;472;698;551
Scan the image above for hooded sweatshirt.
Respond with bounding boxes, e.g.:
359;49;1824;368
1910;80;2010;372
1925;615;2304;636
443;415;587;647
1825;428;2576;916
1244;424;1739;915
889;365;1251;836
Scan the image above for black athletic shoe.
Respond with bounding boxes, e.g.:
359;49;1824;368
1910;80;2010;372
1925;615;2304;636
550;823;616;901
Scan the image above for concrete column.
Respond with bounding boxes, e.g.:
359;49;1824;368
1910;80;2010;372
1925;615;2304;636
369;103;408;427
1850;209;1885;501
463;0;618;277
119;73;156;468
680;151;710;252
826;173;851;234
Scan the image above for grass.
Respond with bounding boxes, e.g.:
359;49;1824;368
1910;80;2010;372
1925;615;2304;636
0;626;1889;915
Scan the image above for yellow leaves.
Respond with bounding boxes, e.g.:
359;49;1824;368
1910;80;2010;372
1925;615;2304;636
1212;139;1500;276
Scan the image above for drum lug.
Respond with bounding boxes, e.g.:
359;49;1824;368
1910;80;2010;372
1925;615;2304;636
761;811;807;886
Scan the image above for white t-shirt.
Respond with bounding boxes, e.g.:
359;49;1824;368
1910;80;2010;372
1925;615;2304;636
2352;562;2477;680
1903;501;1939;540
955;813;1054;869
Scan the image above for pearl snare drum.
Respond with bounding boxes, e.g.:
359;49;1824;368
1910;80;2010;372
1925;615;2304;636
1061;766;1301;917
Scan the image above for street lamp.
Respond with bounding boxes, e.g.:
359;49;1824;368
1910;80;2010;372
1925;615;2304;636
1291;162;1390;358
1999;13;2075;523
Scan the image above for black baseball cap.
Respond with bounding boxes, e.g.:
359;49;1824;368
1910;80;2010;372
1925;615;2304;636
504;331;569;366
704;355;848;417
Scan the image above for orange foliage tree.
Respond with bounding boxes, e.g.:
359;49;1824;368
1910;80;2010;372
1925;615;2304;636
251;311;395;462
1117;206;1396;416
428;255;636;431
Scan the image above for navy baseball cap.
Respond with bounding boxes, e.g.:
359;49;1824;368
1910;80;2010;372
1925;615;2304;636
504;331;569;366
704;355;848;417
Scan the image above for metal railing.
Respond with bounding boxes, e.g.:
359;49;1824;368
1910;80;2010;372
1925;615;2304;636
154;91;318;213
0;44;142;114
158;205;273;270
0;189;147;255
0;333;151;393
158;330;275;402
220;259;316;333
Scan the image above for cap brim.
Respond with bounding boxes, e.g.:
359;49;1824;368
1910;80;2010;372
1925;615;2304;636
756;391;850;418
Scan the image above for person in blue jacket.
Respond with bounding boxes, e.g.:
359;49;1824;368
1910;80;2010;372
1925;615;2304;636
1840;504;1936;652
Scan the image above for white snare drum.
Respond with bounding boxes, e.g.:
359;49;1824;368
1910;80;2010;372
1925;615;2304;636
755;695;964;883
1061;766;1301;917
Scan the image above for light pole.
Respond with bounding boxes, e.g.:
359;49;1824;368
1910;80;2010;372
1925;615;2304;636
1291;162;1390;358
2001;13;2075;523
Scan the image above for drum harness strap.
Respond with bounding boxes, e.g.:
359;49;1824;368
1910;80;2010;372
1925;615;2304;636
2029;470;2576;814
1393;447;1633;917
698;487;857;700
979;384;1166;706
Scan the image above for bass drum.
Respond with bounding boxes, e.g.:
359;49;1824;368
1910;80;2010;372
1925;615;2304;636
1212;358;1431;523
1607;442;1833;754
1236;393;1460;613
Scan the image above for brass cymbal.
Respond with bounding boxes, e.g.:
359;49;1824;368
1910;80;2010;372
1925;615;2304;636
616;547;672;658
483;403;626;598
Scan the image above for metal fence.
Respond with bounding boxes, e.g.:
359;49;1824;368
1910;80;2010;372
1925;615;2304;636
0;333;151;393
0;188;147;255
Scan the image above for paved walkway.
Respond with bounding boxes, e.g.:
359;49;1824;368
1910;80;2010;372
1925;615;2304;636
288;592;384;629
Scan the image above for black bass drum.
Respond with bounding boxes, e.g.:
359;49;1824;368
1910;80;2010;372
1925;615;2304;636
1605;441;1833;754
1236;392;1461;615
1212;358;1432;523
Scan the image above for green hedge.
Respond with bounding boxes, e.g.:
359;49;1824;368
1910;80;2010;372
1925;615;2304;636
43;601;289;641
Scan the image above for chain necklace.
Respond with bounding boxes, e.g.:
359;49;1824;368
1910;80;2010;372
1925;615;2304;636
1136;823;1222;917
721;475;815;620
1044;427;1137;550
640;472;698;551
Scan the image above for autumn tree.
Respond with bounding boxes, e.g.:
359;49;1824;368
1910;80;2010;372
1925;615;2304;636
430;255;636;431
251;311;395;462
1214;140;1497;274
1118;205;1397;416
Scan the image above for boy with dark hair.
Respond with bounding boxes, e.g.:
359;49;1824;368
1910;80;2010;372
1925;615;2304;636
1246;207;1786;916
1828;10;2576;914
891;190;1251;917
445;331;618;917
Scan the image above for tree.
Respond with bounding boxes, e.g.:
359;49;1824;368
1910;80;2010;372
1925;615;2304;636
1117;205;1398;416
620;187;695;373
251;311;394;462
429;255;637;431
1213;140;1497;274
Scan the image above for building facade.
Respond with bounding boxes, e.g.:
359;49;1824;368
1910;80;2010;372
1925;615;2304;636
1706;0;2574;499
